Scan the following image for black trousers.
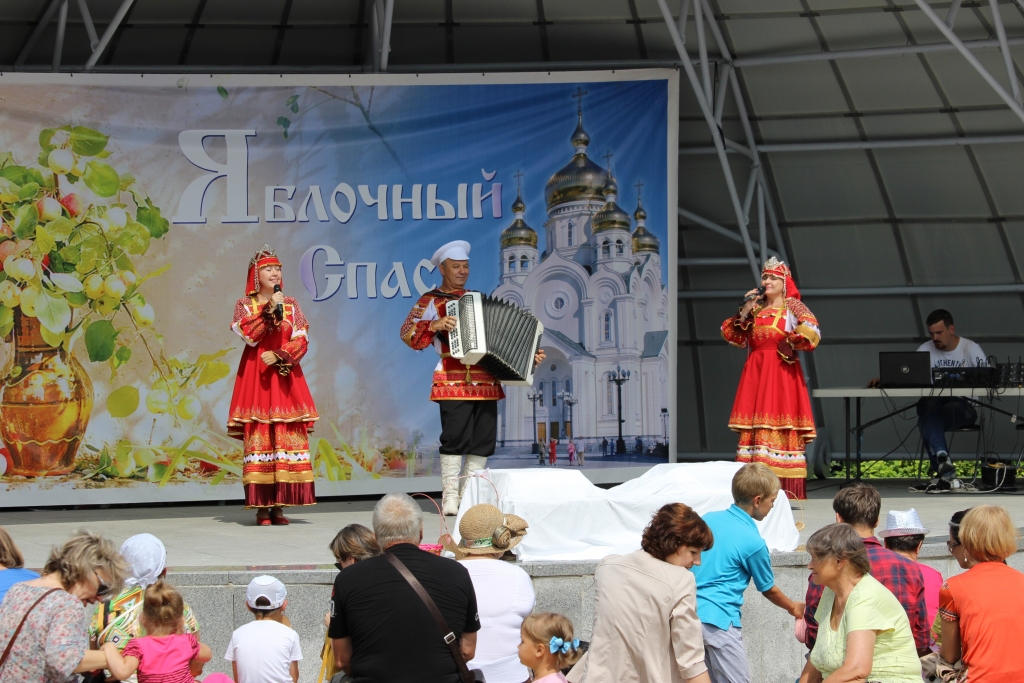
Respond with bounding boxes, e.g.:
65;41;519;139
438;400;498;456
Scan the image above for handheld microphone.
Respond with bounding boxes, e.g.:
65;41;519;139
273;284;283;319
743;286;766;303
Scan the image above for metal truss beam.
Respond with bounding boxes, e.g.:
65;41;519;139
988;0;1023;107
678;284;1024;299
52;0;68;72
733;35;1024;68
15;0;64;66
681;133;1024;155
678;258;751;266
369;0;395;72
657;0;761;282
75;0;99;50
677;207;780;258
84;0;135;70
912;0;1024;125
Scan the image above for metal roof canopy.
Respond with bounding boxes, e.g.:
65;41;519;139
4;0;1024;464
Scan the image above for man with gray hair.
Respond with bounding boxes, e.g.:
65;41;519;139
329;493;480;682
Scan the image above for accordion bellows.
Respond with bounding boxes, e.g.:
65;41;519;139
446;292;544;386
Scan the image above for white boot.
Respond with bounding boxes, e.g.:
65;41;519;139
460;455;489;499
440;454;463;516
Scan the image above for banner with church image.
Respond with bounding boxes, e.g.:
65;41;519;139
0;70;677;506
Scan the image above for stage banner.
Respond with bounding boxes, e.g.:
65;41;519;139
0;70;677;506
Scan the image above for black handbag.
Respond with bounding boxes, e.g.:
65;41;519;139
384;552;486;683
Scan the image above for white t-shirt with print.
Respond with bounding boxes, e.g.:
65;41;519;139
225;619;302;683
917;337;987;368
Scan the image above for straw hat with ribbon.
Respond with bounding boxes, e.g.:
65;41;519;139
442;504;528;559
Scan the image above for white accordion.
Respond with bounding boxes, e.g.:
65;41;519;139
445;292;544;386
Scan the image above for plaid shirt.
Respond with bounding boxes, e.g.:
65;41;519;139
804;536;929;651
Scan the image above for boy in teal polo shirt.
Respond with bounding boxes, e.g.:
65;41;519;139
692;463;805;683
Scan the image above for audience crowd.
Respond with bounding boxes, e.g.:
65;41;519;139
0;464;1020;683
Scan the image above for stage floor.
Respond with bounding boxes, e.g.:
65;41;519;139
1;480;1020;569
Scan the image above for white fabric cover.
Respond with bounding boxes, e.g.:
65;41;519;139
456;462;800;561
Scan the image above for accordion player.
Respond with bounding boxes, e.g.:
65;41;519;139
445;292;544;386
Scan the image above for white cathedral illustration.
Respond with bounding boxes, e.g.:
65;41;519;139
493;104;670;446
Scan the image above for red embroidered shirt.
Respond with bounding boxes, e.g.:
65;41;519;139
399;289;504;401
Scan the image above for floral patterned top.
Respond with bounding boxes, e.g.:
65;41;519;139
0;583;86;683
89;585;199;652
809;574;921;683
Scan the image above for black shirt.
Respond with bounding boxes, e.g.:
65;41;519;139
329;544;481;683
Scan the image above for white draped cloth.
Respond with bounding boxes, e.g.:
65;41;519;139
455;462;800;562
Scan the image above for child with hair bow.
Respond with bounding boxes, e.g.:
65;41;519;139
518;612;581;683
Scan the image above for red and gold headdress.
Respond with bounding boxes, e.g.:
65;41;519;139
246;245;283;296
762;256;800;300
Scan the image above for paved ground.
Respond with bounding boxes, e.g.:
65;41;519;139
2;478;1021;569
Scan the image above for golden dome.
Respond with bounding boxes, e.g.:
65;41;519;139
633;199;647;222
511;193;526;214
592;175;631;233
545;114;609;210
571;116;590;149
632;224;660;253
501;190;537;248
501;218;537;248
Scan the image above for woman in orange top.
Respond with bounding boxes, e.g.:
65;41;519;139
939;505;1024;681
721;258;819;500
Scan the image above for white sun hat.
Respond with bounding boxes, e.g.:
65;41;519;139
877;508;930;538
431;240;471;267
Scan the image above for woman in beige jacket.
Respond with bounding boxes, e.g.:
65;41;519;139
568;503;714;683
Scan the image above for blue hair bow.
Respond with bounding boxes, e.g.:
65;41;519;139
549;636;580;654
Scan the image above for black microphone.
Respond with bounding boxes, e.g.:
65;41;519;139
742;286;766;303
273;284;283;320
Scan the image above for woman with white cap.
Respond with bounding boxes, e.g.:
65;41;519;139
89;534;199;661
400;240;544;515
443;504;534;683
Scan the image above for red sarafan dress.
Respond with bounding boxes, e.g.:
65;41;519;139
227;254;319;509
721;271;819;500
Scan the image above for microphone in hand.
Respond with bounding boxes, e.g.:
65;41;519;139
273;284;284;320
742;286;766;304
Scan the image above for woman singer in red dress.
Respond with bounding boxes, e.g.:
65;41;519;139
721;257;819;500
227;245;319;524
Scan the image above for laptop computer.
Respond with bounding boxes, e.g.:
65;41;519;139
879;351;932;388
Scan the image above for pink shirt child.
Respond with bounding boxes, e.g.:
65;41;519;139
534;673;569;683
123;632;200;683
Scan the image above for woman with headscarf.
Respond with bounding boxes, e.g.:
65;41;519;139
227;245;319;525
722;257;820;500
89;534;198;656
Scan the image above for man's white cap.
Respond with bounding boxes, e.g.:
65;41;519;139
431;240;471;268
246;575;287;610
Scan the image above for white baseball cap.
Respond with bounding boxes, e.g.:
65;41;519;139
431;240;471;267
246;575;287;610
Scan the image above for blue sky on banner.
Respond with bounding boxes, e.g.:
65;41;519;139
271;78;668;435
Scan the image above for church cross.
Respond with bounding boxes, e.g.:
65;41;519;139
603;150;614;170
572;87;588;115
514;170;524;193
634;180;644;198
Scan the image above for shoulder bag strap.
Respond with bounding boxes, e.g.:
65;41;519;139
0;588;61;672
384;552;474;683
